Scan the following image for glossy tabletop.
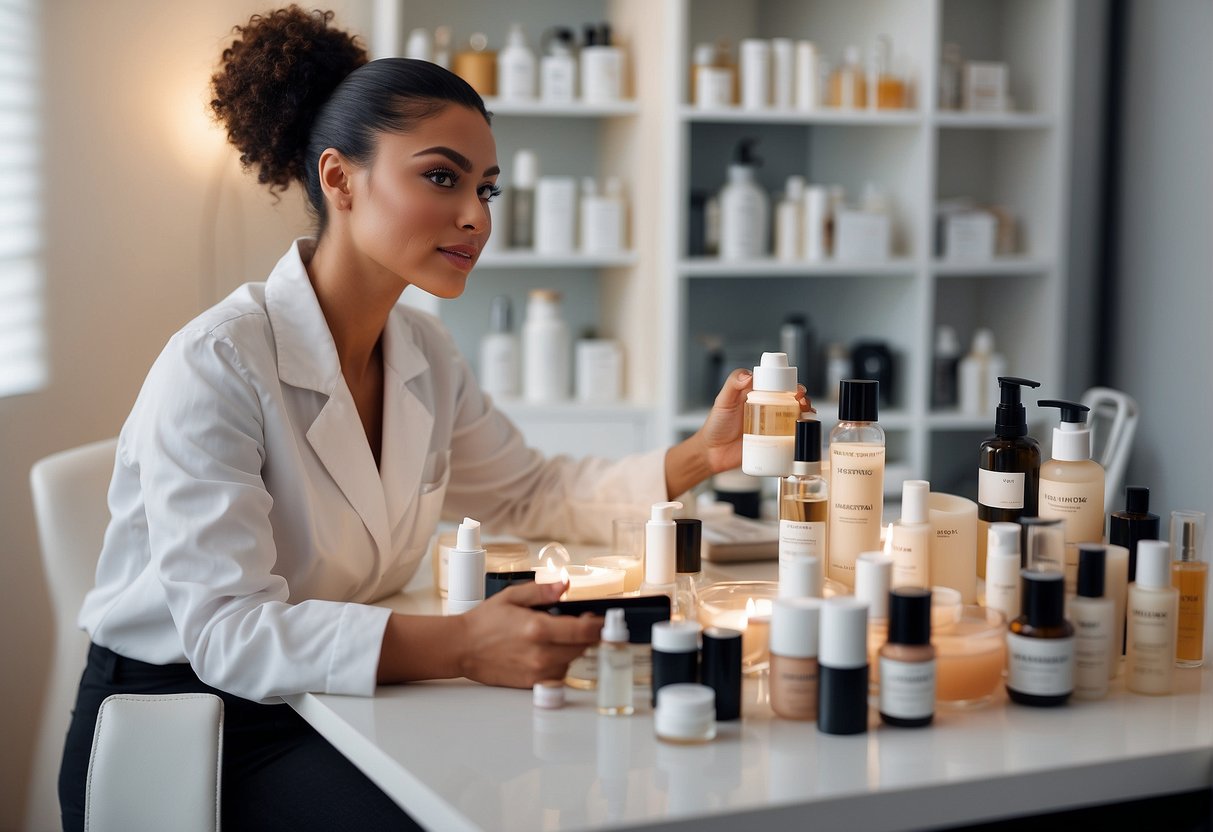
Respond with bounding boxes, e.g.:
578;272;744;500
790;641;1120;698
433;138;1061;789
285;555;1213;832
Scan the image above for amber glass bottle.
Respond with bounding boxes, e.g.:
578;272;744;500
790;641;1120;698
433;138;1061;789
977;377;1041;579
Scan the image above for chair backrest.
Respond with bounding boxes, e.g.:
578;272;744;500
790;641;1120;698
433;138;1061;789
86;693;223;832
1080;387;1139;509
26;437;118;831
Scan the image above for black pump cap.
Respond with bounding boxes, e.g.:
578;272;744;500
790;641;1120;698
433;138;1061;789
794;419;822;463
887;588;932;646
674;519;702;573
1038;399;1090;424
1124;486;1150;514
1021;570;1066;627
838;379;879;422
733;137;762;166
994;376;1041;437
1076;545;1106;598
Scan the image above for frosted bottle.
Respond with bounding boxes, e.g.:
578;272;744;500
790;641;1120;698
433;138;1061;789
1126;541;1178;695
522;289;570;402
497;23;536;100
742;352;799;477
827;379;885;588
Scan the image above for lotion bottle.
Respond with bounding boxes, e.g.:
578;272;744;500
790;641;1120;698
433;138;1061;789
976;376;1042;579
890;479;931;589
497;23;536;101
478;295;519;399
446;518;487;614
779;418;828;567
1006;570;1074;707
742;352;799;476
522;289;570;402
984;522;1023;624
719;138;769;260
774;175;806;261
539;27;577;105
828;379;885;588
1070;544;1113;700
1126;540;1179;694
1038;400;1106;590
597;608;634;715
641;501;683;615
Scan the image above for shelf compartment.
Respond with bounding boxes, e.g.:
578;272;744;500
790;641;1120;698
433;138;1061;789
681;106;923;127
482;98;639;118
680;257;916;277
931;256;1052;276
479;252;638;269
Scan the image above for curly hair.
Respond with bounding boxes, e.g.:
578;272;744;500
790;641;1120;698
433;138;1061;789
210;6;490;230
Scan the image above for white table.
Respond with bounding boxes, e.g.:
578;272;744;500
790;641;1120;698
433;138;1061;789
285;555;1213;832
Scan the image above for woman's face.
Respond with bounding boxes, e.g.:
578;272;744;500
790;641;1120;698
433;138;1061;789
346;104;499;299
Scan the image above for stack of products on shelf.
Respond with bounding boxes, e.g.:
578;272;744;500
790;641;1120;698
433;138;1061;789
938;42;1014;113
936;198;1018;260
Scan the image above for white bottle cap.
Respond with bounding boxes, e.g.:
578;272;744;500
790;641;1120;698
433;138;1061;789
602;608;629;643
1134;540;1171;590
533;680;565;709
652;620;701;652
784;175;807;202
1051;422;1092;462
650;500;681;523
819;597;868;669
448;518;486;605
779;555;822;598
654;684;716;741
900;480;930;525
752;352;798;392
512;149;538;188
456;517;482;552
855;551;892;620
506;22;527;48
972;327;995;356
770;597;821;659
935;325;960;358
988;522;1021;557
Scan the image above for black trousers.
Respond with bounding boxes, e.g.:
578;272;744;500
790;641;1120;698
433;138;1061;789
59;643;420;832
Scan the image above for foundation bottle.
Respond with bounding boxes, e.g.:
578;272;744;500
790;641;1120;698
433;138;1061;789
769;598;822;721
1070;545;1113;700
984;522;1023;625
1171;510;1207;667
597;609;634;715
651;621;701;707
1006;570;1074;707
1109;486;1160;581
1037;400;1106;592
779;418;828;565
742;352;800;477
828;379;886;588
891;480;931;588
1126;541;1178;695
879;588;935;727
818;597;870;735
828;45;867;109
976;377;1042;579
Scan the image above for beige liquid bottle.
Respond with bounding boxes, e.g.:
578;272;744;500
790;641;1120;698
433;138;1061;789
1037;400;1105;593
828;379;885;588
1126;541;1179;695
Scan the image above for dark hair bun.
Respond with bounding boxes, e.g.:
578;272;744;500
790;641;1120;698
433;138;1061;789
210;6;367;192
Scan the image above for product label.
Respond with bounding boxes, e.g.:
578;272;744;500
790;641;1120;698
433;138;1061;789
1072;606;1111;696
1038;479;1104;543
779;519;826;559
1128;603;1176;684
828;443;886;584
1006;633;1074;696
978;469;1025;510
695;67;734;108
879;657;936;719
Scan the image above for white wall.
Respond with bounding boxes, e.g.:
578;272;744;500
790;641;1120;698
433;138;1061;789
1111;0;1213;523
4;3;367;828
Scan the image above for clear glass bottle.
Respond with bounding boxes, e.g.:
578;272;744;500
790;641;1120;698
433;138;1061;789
1171;510;1207;667
597;609;634;715
827;379;886;589
779;419;828;565
742;352;799;476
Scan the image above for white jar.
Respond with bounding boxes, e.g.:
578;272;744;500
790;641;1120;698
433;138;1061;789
522;289;571;402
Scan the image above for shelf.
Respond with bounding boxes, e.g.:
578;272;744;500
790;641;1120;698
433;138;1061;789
932;257;1052;276
681;105;923;127
933;111;1056;129
481;98;638;118
679;257;917;277
478;251;638;269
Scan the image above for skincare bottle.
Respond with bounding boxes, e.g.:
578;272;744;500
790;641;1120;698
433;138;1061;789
774;175;806;261
1006;570;1074;707
521;289;570;402
931;325;961;409
674;519;705;622
580;176;626;255
597;609;634;715
446;518;487;614
803;185;829;262
794;41;820;111
869;35;906;110
534;176;578;255
692;41;734;108
1105;543;1130;673
1038;400;1106;574
641;501;683;613
891;480;931;589
879;588;935;727
1171;510;1207;667
452;32;496;97
651;621;701;707
976;376;1042;579
580;23;624;104
507;149;537;249
828;379;886;588
958;329;1005;416
1126;540;1179;694
779;419;829;566
938;43;963;110
478;295;520;399
855;550;893;683
1071;545;1113;699
1109;486;1160;581
719;138;769;260
742;352;799;476
739;38;771;109
405;28;432;62
539;27;577;105
770;598;822;721
818;597;869;735
497;23;536;101
984;522;1023;624
700;627;742;721
771;38;795;109
828;46;867;109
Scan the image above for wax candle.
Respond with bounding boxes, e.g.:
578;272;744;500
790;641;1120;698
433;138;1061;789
587;555;644;592
535;564;626;600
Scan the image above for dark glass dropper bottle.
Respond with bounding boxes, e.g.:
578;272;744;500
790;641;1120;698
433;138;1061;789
977;377;1042;579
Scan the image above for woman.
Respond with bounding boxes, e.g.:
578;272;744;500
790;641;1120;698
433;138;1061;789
59;6;809;830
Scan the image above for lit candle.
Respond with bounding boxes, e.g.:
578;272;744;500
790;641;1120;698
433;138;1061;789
535;563;626;600
586;555;644;592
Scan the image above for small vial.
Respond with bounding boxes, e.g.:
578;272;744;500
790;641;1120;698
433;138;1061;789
597;609;634;715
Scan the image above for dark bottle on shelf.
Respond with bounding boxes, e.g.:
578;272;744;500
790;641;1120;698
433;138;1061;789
977;377;1042;580
1006;570;1074;707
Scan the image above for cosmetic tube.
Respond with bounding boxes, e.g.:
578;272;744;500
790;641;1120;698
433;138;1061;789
880;588;935;727
818;597;869;734
700;627;742;721
651;621;701;707
1126;541;1178;694
1006;570;1073;707
1171;510;1207;667
1071;545;1113;699
446;518;487;614
984;522;1022;624
891;480;931;588
770;598;822;720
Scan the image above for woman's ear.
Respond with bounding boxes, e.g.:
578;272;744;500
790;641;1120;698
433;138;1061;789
317;148;353;211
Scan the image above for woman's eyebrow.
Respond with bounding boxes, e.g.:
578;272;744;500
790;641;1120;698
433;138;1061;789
413;146;473;172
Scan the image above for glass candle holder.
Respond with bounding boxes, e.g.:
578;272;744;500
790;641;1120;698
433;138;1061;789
697;581;779;674
933;605;1007;709
587;555;644;593
870;585;966;693
928;493;978;604
432;532;530;597
536;563;627;600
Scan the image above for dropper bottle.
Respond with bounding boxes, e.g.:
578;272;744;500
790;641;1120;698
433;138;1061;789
976;376;1041;580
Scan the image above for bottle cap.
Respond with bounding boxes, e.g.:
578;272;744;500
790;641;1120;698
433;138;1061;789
455;517;482;552
512;148;538;188
1076;544;1107;598
770;598;822;659
993;376;1041;438
1135;540;1171;589
900;480;929;525
887;587;931;646
700;627;742;721
1124;485;1150;514
855;551;893;620
784;175;807;202
601;608;629;643
652;620;701;652
675;518;702;573
794;418;822;463
988;522;1022;558
533;680;565;709
1038;399;1092;462
779;555;822;599
935;325;960;358
650;500;681;523
1171;510;1206;564
732;137;762;167
1020;569;1065;628
838;379;879;422
752;352;798;392
819;597;869;669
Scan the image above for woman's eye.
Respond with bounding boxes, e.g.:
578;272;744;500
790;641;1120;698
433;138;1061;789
427;170;456;188
479;184;502;202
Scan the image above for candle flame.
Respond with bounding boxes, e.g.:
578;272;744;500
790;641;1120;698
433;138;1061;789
883;522;895;556
744;596;756;627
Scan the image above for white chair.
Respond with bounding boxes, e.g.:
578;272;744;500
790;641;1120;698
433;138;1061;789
28;438;222;832
1080;387;1139;509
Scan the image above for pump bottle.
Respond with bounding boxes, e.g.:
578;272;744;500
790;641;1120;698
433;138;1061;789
642;501;684;616
1038;400;1106;592
976;377;1041;580
719;138;769;260
597;608;634;715
742;352;800;476
497;23;536;100
827;379;885;588
446;518;487;615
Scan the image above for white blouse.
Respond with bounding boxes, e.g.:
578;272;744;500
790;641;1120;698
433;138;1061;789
79;240;668;703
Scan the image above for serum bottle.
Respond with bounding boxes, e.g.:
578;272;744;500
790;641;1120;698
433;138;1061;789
1006;570;1074;707
1037;400;1106;585
1171;510;1207;667
1127;541;1179;694
1070;545;1113;700
976;377;1041;579
674;519;705;622
984;522;1023;624
828;379;886;588
890;480;931;588
779;418;828;565
742;352;800;476
445;518;486;615
1109;485;1160;581
597;609;634;715
879;588;936;728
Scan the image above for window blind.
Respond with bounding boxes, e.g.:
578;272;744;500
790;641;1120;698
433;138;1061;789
0;0;46;398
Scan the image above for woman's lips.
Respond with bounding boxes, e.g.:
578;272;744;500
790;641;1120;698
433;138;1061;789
437;245;477;271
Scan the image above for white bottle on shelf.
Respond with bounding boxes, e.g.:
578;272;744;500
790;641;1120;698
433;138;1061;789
540;28;577;105
771;38;795;110
535;176;578;255
719;139;768;260
775;175;806;261
581;23;624;104
803;185;829;262
957;328;1005;416
580;177;626;255
479;295;519;399
522;289;571;402
497;23;536;101
795;41;821;111
739;39;771;110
